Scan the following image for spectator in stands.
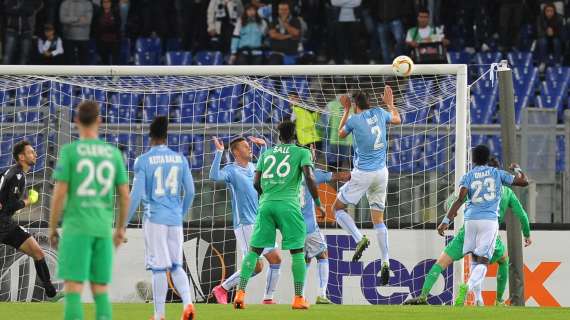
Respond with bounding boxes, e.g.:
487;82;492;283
324;91;352;170
405;7;447;49
59;0;93;65
38;23;64;65
92;0;121;64
331;0;362;64
126;0;175;39
498;0;523;52
2;0;42;65
370;0;411;64
537;2;564;70
230;4;267;65
268;1;301;65
207;0;244;53
290;93;321;149
119;0;129;34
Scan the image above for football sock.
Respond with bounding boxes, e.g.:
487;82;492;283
374;223;389;264
171;266;193;306
64;292;83;320
421;263;444;298
291;252;306;296
222;271;241;290
264;264;281;300
473;283;484;304
34;258;52;283
335;209;363;243
467;263;488;293
238;251;260;291
496;257;509;301
152;270;168;319
317;259;329;297
94;292;112;320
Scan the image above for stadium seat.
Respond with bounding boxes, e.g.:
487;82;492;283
434;97;455;124
166;38;182;52
471;94;496;124
185;135;204;170
16;111;41;122
507;51;533;69
135;37;162;54
135;52;160;65
194;51;224;65
447;50;473;64
280;77;310;99
166;51;192;65
117;92;143;107
513;94;530;124
474;52;503;65
545;66;570;83
51;83;73;107
180;91;208;123
119;38;131;65
0;154;12;169
15;84;42;108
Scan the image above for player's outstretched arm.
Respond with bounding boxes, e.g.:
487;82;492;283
48;181;68;248
437;186;468;236
509;163;529;187
338;95;351;139
303;165;325;214
508;189;532;246
331;171;351;183
126;160;145;226
248;136;267;157
114;184;130;248
253;170;263;196
209;136;230;182
182;159;195;218
383;85;401;125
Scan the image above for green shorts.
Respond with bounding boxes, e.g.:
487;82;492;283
58;233;114;284
250;200;306;250
444;227;505;264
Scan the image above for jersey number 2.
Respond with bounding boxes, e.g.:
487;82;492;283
154;166;179;196
371;125;383;150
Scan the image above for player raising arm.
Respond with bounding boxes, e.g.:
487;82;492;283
333;85;401;285
49;101;130;320
127;116;196;320
404;157;531;306
209;136;283;305
0;141;61;300
233;121;321;310
437;145;528;306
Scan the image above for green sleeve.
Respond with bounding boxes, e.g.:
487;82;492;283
114;148;129;186
508;189;531;238
299;148;313;168
53;145;70;182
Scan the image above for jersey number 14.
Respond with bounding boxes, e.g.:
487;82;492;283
154;166;179;196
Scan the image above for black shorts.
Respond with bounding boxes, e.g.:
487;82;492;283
0;224;32;249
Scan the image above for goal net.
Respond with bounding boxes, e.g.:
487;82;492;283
0;65;468;304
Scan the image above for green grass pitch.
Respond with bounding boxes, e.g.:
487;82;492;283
3;303;570;320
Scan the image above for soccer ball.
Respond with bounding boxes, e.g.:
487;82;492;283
392;55;414;77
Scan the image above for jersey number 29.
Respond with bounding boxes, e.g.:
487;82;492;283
77;159;116;196
154;166;179;196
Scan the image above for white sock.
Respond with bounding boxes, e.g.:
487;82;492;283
335;209;363;243
264;264;281;300
152;271;168;319
467;263;488;293
374;223;389;264
170;267;193;306
474;282;484;305
317;259;329;297
221;271;241;290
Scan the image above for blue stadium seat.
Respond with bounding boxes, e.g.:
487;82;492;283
540;79;568;98
545;66;570;83
135;52;159;65
117;92;142;107
557;136;565;172
403;102;430;124
120;38;131;65
104;105;120;123
166;51;192;65
185;135;204;169
51;83;73;107
471;94;496;124
15;84;42;107
475;52;503;65
16;111;41;122
206;99;234;123
0;154;12;169
194;51;224;65
166;38;182;52
421;135;451;171
280;77;310;99
471;80;498;96
180;91;208;123
507;52;533;69
434;97;455;124
447;50;473;64
513;94;530;124
135;37;162;54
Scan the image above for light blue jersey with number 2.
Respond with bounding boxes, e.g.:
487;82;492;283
344;107;392;171
127;145;195;226
459;165;514;221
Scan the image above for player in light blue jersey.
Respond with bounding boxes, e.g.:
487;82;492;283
300;147;350;304
439;144;528;306
209;136;283;305
127;116;196;320
333;85;401;286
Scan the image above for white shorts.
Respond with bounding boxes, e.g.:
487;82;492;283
143;220;184;271
338;167;389;210
305;230;327;259
463;220;499;260
235;224;276;258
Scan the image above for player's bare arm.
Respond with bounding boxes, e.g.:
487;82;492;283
382;85;401;125
338;95;351;139
437;186;468;236
331;171;351;183
509;163;529;187
253;170;263;196
114;184;130;248
48;181;68;248
303;165;325;215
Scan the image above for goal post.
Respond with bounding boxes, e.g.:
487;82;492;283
0;64;469;304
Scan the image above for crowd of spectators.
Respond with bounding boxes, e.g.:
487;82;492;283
0;0;568;67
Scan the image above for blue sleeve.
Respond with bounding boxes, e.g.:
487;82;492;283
181;157;195;218
315;169;333;184
127;157;146;226
498;169;515;186
209;151;230;183
343;116;354;134
380;108;392;123
459;173;468;189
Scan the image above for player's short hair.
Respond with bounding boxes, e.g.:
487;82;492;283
418;6;430;15
278;121;296;143
278;0;291;8
488;156;501;168
352;90;371;110
76;100;99;126
229;137;246;151
472;144;491;166
150;116;168;140
13;140;31;161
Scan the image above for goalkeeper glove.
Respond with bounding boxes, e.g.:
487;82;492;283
28;189;39;205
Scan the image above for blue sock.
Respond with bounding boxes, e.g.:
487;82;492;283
317;259;329;297
374;223;389;264
170;266;193;307
264;264;281;300
335;209;363;242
